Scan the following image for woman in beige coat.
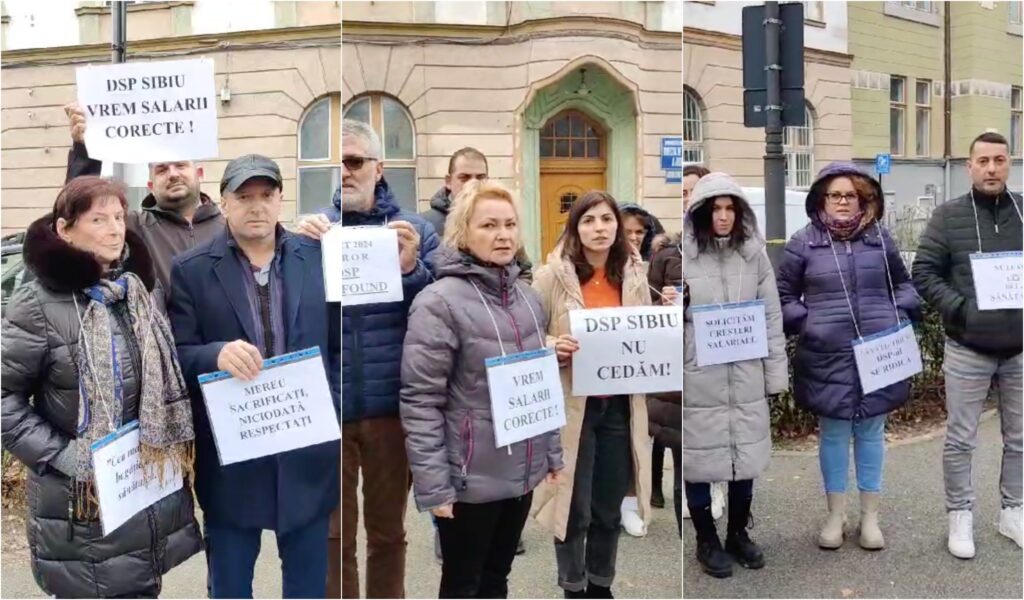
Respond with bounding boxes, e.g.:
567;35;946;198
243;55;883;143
531;191;653;599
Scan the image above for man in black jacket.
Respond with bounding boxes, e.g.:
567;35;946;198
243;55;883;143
422;147;488;238
912;131;1022;559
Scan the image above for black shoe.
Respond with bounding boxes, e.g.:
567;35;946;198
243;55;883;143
726;493;765;569
651;488;666;509
690;504;733;578
586;583;614;598
515;538;525;555
564;589;587;599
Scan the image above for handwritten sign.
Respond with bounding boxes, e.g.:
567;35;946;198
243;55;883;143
852;322;923;395
485;348;565;447
91;420;183;537
198;347;340;466
970;251;1023;311
323;226;404;305
690;300;769;367
76;58;217;163
570;306;683;396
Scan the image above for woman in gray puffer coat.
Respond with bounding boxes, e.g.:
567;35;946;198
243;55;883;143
401;180;563;599
1;176;202;598
682;173;788;579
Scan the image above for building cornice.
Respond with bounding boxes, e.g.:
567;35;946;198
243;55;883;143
74;1;194;17
683;26;852;68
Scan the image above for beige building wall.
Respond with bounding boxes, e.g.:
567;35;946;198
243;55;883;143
683;28;853;186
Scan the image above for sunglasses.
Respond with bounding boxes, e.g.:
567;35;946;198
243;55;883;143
342;156;379;171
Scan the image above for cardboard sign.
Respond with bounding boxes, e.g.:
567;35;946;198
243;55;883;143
198;347;340;466
485;348;565;447
569;306;683;396
323;226;404;305
76;58;218;163
970;251;1023;311
852;322;923;395
91;420;183;537
690;300;769;367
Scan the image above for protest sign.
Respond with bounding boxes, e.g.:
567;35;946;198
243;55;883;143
323;226;404;305
690;300;769;367
485;348;565;447
76;58;217;163
91;420;183;537
673;285;685;307
970;251;1023;311
570;306;683;396
198;347;340;466
852;322;923;395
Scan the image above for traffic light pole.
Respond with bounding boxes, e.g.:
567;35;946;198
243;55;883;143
111;1;127;183
763;1;787;271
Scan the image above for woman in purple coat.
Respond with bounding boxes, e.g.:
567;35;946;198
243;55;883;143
777;162;921;552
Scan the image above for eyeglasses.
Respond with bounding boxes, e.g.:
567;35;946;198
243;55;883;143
342;156;379;171
825;191;859;204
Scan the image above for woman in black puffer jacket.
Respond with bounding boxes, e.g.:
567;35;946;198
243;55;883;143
1;176;202;598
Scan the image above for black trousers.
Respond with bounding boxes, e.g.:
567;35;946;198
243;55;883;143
436;492;533;599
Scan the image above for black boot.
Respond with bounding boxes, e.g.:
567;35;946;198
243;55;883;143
515;537;525;555
725;493;765;569
690;504;733;578
564;589;587;599
586;583;614;598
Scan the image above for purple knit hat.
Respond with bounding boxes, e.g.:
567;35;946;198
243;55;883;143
805;161;885;221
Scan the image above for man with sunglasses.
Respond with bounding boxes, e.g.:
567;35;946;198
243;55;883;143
298;119;439;598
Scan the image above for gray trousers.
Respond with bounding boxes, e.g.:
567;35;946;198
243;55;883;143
943;337;1023;511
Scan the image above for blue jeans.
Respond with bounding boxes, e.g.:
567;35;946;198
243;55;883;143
205;514;330;599
818;415;886;493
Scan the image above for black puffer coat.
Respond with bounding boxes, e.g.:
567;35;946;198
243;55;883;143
647;232;681;446
912;188;1023;358
1;215;202;598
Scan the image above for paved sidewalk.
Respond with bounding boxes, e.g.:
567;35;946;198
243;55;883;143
683;416;1023;599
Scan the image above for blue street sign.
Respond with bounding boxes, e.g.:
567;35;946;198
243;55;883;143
875;153;891;175
665;170;682;183
661;137;682;170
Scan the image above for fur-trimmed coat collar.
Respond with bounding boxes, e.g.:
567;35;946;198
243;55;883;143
24;213;156;294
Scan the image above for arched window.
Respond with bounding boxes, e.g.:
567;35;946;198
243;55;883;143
784;104;815;189
297;94;341;215
343;95;417;213
683;88;705;165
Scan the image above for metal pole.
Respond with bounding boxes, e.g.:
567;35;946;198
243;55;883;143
111;1;126;182
763;1;786;270
943;1;952;204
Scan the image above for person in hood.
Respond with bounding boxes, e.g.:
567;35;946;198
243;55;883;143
63;102;225;302
400;179;563;598
682;172;787;579
777;163;921;553
297;119;440;598
619;203;666;263
423;147;489;238
1;176;202;598
913;131;1023;558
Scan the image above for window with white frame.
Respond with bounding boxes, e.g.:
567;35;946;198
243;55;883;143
891;76;906;155
900;1;936;13
343;95;418;214
1012;86;1022;157
1011;0;1023;25
297;95;341;216
803;1;824;21
784;105;814;189
683;88;705;165
916;80;931;156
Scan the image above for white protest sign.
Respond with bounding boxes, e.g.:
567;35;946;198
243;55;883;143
323;226;404;305
76;58;218;163
570;306;683;396
91;420;183;537
690;300;769;367
852;322;923;395
486;348;565;447
673;286;685;307
198;347;340;466
970;251;1023;311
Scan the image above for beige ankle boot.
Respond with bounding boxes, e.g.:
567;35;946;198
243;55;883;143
859;491;884;550
818;493;847;549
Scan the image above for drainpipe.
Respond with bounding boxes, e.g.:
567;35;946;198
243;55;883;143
943;1;951;204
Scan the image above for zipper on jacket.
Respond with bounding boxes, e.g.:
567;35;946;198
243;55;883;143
460;414;474;489
188;221;196;247
717;250;739;474
350;310;366;418
67;490;74;541
995;196;1001;235
112;305;143;423
524;439;533;493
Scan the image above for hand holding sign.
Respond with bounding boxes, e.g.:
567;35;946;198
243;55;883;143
217;340;263;382
553;334;579;366
65;102;87;144
388;221;421;275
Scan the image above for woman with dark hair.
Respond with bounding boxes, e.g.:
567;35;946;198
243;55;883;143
531;190;652;598
1;176;202;598
682;172;787;579
619;203;665;263
777;163;921;551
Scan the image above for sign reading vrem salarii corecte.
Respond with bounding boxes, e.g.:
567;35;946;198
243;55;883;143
76;58;218;163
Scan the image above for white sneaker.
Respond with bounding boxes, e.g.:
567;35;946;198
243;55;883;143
711;482;726;520
621;497;647;537
683;501;691;519
998;506;1023;548
948;510;976;559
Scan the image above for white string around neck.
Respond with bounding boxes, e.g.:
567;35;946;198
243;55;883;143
825;222;901;342
969;188;1023;253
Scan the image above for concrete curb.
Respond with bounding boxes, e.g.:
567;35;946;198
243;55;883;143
771;408;998;456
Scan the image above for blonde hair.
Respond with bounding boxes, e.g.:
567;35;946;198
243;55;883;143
443;180;525;254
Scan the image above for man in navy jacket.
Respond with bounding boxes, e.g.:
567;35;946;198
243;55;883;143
169;154;341;598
